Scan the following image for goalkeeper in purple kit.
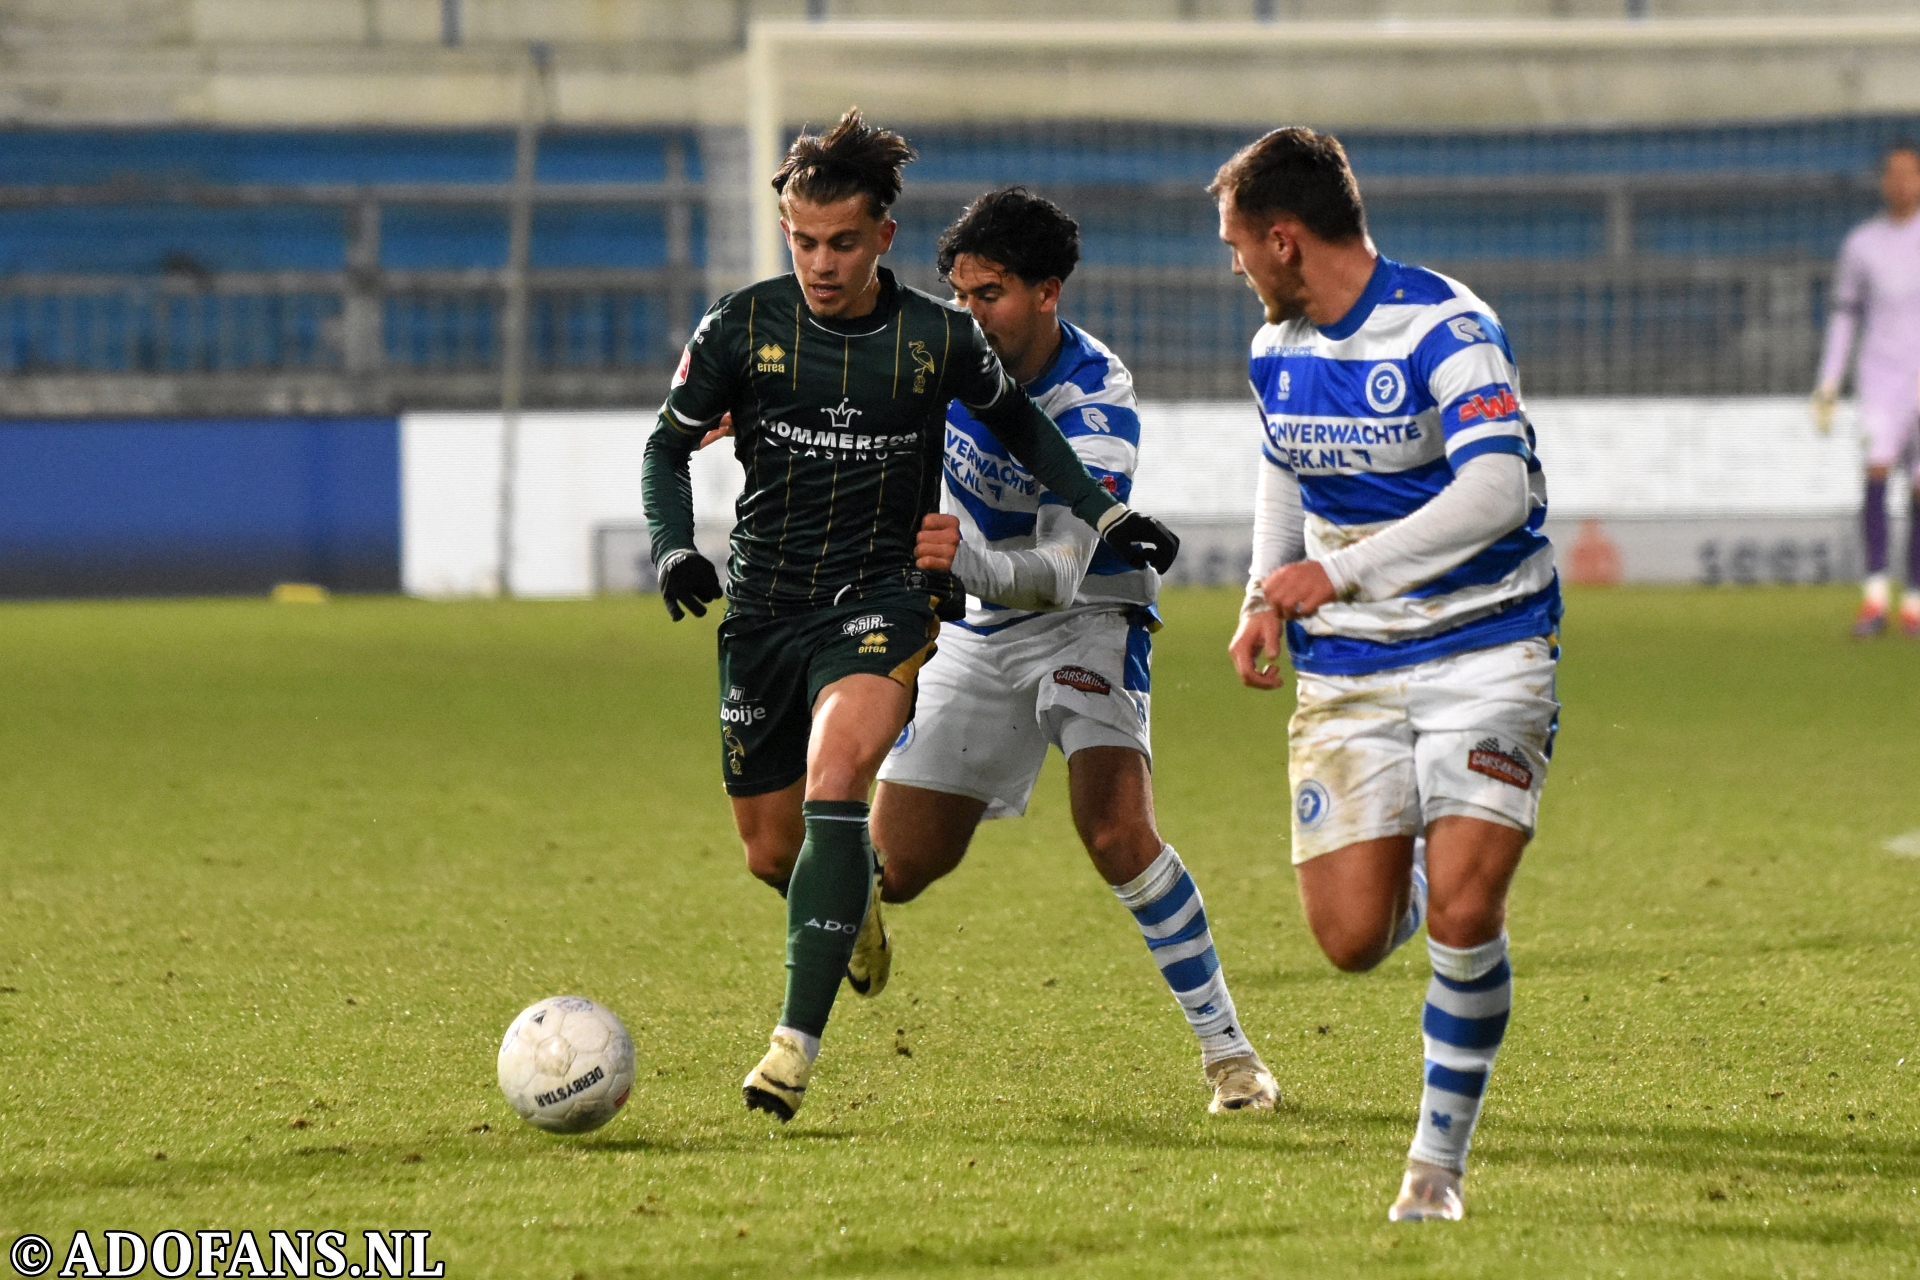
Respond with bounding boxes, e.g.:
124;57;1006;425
1815;141;1920;637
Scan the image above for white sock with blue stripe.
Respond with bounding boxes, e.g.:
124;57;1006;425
1113;846;1253;1065
1410;932;1511;1173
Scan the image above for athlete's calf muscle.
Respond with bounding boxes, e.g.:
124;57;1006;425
1066;746;1162;886
732;780;806;887
1295;836;1418;973
870;781;986;902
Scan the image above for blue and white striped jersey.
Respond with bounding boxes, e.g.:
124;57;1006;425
944;320;1154;633
1254;256;1559;676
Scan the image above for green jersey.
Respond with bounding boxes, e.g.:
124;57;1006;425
643;268;1120;617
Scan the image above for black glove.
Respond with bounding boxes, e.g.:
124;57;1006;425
906;568;968;622
658;549;723;621
1100;508;1180;574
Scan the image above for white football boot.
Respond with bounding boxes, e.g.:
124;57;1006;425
1204;1053;1280;1113
1388;1159;1466;1222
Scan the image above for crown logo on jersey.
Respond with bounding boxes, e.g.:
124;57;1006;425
822;397;863;431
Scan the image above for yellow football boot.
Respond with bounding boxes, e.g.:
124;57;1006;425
741;1033;811;1122
844;871;891;998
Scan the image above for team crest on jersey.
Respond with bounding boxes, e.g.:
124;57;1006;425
1295;779;1331;829
1365;362;1407;414
756;342;787;373
671;345;691;388
1467;737;1533;789
1277;370;1291;400
908;340;936;393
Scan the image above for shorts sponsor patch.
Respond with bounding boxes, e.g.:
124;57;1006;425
1052;665;1112;695
1467;737;1534;789
842;613;887;636
1295;779;1330;829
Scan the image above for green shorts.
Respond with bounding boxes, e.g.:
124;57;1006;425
715;594;940;797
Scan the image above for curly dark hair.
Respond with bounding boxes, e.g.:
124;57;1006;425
1208;126;1366;243
935;187;1081;286
771;107;916;219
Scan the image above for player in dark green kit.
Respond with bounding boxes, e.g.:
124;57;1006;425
642;109;1180;1120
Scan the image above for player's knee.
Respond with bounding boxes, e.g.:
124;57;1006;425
879;858;929;904
1305;909;1394;973
1320;930;1389;974
1076;816;1161;883
1426;896;1505;949
743;837;800;888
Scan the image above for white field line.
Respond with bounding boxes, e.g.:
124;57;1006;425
1884;831;1920;858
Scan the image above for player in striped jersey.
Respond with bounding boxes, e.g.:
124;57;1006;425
1212;129;1561;1221
872;188;1278;1114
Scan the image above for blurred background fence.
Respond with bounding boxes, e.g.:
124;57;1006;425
3;2;1919;595
0;116;1900;411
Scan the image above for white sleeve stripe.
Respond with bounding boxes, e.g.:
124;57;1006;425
1070;435;1137;473
670;406;720;429
1444;421;1526;452
1429;344;1517;402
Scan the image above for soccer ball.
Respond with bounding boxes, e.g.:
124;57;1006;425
497;995;636;1134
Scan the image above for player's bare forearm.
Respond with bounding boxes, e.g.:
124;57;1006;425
916;513;960;571
1229;609;1286;690
1263;560;1337;621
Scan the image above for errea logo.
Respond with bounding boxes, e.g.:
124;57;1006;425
756;342;787;373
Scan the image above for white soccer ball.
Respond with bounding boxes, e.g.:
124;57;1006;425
497;995;636;1134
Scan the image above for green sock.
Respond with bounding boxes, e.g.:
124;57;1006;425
780;799;875;1039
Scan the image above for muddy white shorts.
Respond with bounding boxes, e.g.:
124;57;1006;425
1287;636;1559;864
878;609;1153;819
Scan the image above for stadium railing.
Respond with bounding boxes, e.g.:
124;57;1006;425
0;152;703;416
0;144;1880;410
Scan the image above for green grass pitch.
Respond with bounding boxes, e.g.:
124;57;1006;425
2;585;1916;1279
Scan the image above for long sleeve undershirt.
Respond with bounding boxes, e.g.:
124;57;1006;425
1242;451;1531;616
952;500;1099;611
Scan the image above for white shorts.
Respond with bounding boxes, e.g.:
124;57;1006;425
1288;636;1559;864
878;610;1153;819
